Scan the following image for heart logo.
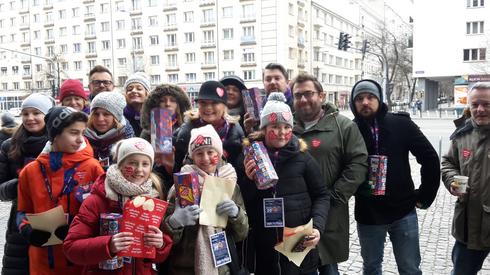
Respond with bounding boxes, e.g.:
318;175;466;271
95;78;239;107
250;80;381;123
311;139;321;148
142;199;155;211
463;149;471;160
132;196;146;207
269;113;277;123
216;87;224;97
282;111;291;121
134;141;146;151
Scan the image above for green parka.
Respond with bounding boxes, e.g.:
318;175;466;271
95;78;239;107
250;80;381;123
293;102;368;264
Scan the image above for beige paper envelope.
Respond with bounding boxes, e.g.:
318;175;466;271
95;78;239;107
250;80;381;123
199;175;236;228
26;205;67;246
274;219;314;267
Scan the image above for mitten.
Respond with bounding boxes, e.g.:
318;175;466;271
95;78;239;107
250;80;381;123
54;224;70;240
168;204;202;229
20;224;51;247
216;199;239;218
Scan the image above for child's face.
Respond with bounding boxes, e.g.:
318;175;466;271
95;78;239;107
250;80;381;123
120;154;152;185
53;121;86;153
264;123;293;149
192;147;220;174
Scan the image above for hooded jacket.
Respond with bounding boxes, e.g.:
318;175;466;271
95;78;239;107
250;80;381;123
16;139;104;275
0;134;48;275
293;102;368;265
237;134;329;275
63;174;173;275
349;79;440;225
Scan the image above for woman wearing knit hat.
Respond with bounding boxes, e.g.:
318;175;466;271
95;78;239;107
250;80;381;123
238;92;330;275
220;75;248;131
0;93;55;275
60;79;89;113
163;125;248;275
123;72;151;137
64;137;173;275
174;80;244;173
85;91;135;170
16;106;104;275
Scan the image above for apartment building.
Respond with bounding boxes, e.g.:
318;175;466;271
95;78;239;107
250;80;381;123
0;0;399;105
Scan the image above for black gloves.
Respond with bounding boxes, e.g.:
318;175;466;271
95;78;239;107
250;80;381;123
20;224;51;247
54;225;70;241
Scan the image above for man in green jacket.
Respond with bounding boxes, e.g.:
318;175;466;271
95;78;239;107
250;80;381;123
292;73;368;274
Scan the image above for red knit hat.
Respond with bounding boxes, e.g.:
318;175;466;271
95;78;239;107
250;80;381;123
60;79;87;101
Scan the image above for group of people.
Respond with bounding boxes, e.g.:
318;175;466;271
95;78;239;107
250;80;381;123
0;62;488;275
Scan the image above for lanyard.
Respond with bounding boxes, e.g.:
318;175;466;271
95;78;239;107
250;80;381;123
38;161;79;206
369;119;380;154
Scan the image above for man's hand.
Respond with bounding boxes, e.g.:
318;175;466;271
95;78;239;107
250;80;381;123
303;228;321;248
449;182;466;200
243;112;258;134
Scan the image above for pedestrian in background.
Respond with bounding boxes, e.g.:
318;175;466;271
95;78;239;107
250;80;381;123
16;107;104;275
59;79;89;113
64;137;172;275
441;82;490;275
0;112;18;145
0;93;54;275
350;79;440;275
291;74;368;275
123;72;151;137
85;91;135;170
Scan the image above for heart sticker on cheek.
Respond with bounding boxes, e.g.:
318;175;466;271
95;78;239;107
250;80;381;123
123;166;134;177
211;155;219;165
267;130;278;141
284;131;292;141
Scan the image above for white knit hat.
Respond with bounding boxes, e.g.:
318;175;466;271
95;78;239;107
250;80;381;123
115;137;155;167
260;92;294;129
90;91;126;122
21;93;55;115
188;124;223;158
124;72;151;93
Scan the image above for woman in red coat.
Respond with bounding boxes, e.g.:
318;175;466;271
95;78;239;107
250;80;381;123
63;137;172;275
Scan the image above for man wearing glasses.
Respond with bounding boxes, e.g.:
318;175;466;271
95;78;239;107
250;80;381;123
292;73;368;275
88;65;115;100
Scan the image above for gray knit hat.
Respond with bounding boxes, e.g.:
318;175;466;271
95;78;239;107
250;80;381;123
21;93;55;115
1;113;16;128
352;80;381;102
124;72;151;93
90;91;127;122
260;92;294;129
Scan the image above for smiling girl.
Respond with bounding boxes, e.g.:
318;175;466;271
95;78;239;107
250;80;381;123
123;73;151;137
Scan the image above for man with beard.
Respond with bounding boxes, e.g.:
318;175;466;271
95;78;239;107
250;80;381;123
350;79;440;275
292;73;368;275
442;82;490;275
88;65;115;100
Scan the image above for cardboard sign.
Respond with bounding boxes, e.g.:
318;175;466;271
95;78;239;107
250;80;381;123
119;196;168;259
151;108;173;154
174;171;201;207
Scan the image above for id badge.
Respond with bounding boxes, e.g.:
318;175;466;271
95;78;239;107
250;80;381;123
263;198;284;228
367;155;388;196
209;231;232;268
74;183;93;203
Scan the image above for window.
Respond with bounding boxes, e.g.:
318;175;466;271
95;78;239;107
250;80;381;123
184;32;194;43
466;21;484;34
59;9;66;19
118;76;128;86
203;9;215;23
167;54;178;67
167;34;177;46
103;59;111;68
203;30;214;43
243;52;255;63
242;26;254;39
101;22;110;32
12;66;19;75
185;73;196;82
223;50;234;60
132;0;141;10
150;35;159;45
223;71;234;77
115;1;125;11
118;58;127;66
132;18;142;30
289;25;294;37
148;0;157;7
13;82;19;90
168;74;178;83
184;11;193;23
166;14;176;26
132;37;143;49
223;28;233;39
24;81;31;90
35;64;42;72
34;30;40;39
150;75;160;84
467;0;485;7
72;7;79;17
185;53;195;63
243;70;255;80
223;6;232;18
86;23;95;35
61;62;68;70
46;29;53;40
87;41;96;53
88;60;96;69
149;16;158;26
204;72;215;80
74;61;82;70
35;81;43;89
204;51;215;64
150;55;160;65
72;25;80;35
100;3;108;13
463;48;486;61
117;39;126;48
241;4;255;19
289;3;294;15
73;43;81;53
45;12;52;22
33;14;40;23
60;44;67;53
85;5;94;16
102;40;110;50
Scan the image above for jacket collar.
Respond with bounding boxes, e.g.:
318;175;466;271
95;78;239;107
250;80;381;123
294;102;339;134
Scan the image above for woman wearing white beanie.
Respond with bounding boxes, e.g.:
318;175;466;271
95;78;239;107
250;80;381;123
123;72;151;137
84;91;135;170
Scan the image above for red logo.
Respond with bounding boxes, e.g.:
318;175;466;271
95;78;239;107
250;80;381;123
311;139;321;148
269;113;277;123
134;141;146;151
216;87;224;97
463;148;472;160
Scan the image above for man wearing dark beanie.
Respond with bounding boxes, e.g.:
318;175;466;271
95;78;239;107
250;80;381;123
349;79;440;275
16;106;104;275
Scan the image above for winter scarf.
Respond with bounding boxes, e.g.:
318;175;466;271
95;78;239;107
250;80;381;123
84;126;127;161
104;164;159;205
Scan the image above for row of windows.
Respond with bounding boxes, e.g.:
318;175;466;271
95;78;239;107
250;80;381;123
467;0;485;7
1;0;163;13
463;48;486;61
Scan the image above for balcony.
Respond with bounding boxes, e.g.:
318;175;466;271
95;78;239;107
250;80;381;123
85;52;97;58
164;43;178;51
200;20;216;28
163;5;177;12
199;0;215;7
19;9;29;15
240;36;256;45
201;63;216;69
44;22;54;28
297;0;305;7
84;13;96;22
240;61;256;67
130;10;143;16
44;39;55;45
130;30;143;36
297;37;305;48
298;61;306;69
84;32;96;40
22;74;32;80
165;66;179;72
163;24;177;32
43;5;53;10
240;16;256;23
133;49;144;55
20;42;31;48
200;41;216;49
83;0;95;3
21;58;31;64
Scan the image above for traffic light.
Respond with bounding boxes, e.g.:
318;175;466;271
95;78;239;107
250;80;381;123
337;32;351;51
337;32;345;50
361;39;370;54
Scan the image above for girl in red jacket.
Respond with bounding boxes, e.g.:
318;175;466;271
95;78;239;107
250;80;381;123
63;137;172;274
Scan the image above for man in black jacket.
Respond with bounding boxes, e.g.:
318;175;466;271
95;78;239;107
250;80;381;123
350;79;440;275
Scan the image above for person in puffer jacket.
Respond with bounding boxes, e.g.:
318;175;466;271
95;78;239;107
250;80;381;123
64;137;172;275
16;107;104;275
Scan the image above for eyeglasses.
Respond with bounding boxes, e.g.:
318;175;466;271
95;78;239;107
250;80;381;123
293;91;318;100
90;80;113;86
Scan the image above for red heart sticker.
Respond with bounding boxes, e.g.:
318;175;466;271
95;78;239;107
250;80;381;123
311;139;321;148
134;142;146;151
216;87;224;97
463;148;471;160
269;113;277;123
282;111;291;121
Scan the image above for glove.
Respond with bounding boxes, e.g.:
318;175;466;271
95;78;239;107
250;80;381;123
168;204;202;229
20;224;51;247
216;199;239;218
54;224;70;241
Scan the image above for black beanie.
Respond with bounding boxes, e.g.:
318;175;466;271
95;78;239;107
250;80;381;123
195;81;227;104
352;80;381;102
45;106;87;141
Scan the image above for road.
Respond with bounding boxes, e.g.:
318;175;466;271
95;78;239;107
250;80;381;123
0;116;488;274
